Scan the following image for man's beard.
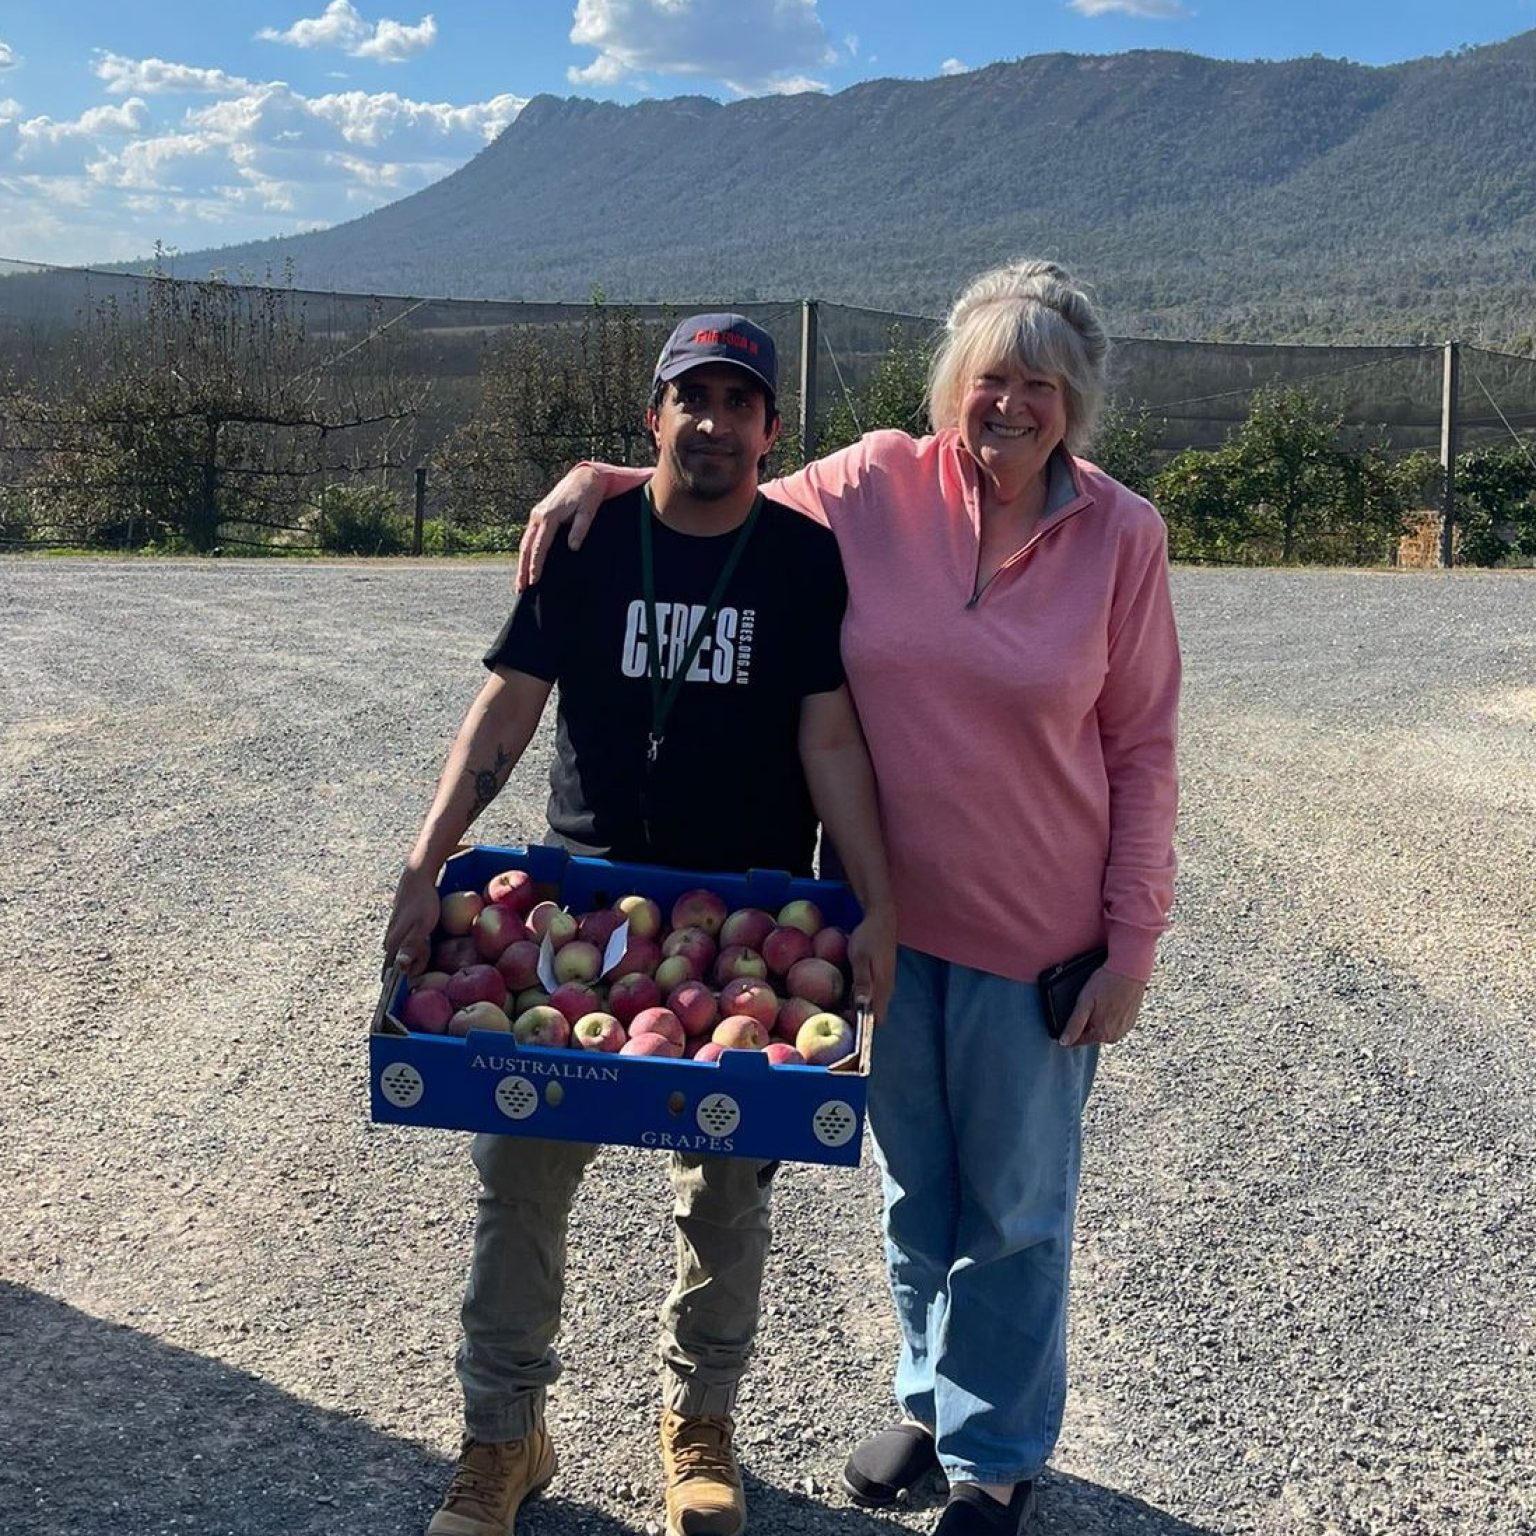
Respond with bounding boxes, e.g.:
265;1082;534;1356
669;444;745;501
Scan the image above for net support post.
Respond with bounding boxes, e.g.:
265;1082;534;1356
1439;339;1460;568
799;299;819;465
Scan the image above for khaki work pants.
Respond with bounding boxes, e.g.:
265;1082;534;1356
456;1134;778;1440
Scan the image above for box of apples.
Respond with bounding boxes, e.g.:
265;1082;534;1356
370;842;872;1166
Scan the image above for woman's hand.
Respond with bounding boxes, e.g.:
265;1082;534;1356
515;464;608;592
1058;967;1147;1048
383;867;440;980
848;904;898;1025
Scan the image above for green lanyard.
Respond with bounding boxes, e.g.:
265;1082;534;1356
639;483;763;764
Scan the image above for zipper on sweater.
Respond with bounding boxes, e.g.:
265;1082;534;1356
966;502;1088;609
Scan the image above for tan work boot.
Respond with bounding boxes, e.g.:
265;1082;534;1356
660;1410;747;1536
427;1425;557;1536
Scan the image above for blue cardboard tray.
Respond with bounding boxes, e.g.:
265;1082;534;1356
370;843;870;1166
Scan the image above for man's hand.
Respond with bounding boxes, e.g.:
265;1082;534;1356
383;867;440;979
516;465;607;592
1058;967;1148;1048
847;904;898;1024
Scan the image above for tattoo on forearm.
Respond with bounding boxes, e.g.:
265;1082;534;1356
466;746;512;823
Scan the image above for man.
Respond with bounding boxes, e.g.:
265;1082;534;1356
384;312;896;1536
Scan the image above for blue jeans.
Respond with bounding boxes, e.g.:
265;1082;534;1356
867;945;1099;1485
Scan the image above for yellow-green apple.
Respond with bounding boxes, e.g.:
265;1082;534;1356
812;926;849;966
513;1005;571;1048
654;953;699;993
613;894;662;940
573;1011;625;1052
578;909;622;949
610;938;661;980
432;935;480;974
714;945;768;985
486;869;537;916
415;970;451;993
786;957;844;1009
447;964;508;1012
496;940;543;992
775;899;822;938
473;905;527;962
719;978;779;1031
774;995;820;1044
549;980;601;1026
621;1031;682;1058
662;926;716;975
402;989;453;1034
667;980;719;1038
552;940;603;985
795;1011;855;1065
515;987;552;1013
761;924;812;976
670;889;728;937
449;1000;512;1036
608;972;662;1025
712;1015;770;1051
764;1041;806;1066
439;890;485;936
692;1040;725;1063
720;907;775;951
528;901;579;949
628;1006;685;1048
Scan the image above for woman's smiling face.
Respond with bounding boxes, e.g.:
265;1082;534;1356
958;361;1069;486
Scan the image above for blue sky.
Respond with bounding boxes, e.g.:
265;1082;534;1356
2;0;1532;266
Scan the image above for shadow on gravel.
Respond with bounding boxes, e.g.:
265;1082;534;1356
740;1469;1223;1536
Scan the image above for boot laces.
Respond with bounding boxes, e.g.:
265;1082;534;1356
670;1416;737;1481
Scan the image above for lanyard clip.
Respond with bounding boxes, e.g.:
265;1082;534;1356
647;733;663;765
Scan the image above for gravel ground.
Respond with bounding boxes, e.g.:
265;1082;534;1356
1;559;1532;1536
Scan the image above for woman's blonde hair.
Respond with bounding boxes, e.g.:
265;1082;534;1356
927;260;1109;452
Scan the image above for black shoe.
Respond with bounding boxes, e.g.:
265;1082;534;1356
842;1422;941;1507
934;1481;1038;1535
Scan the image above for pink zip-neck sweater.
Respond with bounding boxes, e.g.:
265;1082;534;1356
584;428;1180;984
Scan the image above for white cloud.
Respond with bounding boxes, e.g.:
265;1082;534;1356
258;2;438;63
568;0;835;95
95;54;255;96
0;40;17;71
1068;0;1190;17
0;98;22;121
940;58;969;76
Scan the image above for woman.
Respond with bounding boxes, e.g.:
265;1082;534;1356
519;260;1180;1536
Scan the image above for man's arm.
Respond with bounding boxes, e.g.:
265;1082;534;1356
383;666;553;976
798;686;897;1021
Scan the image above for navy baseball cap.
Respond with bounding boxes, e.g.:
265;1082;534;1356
653;312;778;400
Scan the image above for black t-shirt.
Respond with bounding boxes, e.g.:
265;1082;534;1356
484;487;847;877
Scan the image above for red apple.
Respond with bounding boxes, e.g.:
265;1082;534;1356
670;889;728;938
776;899;823;938
572;1011;625;1053
795;1011;855;1065
764;1041;806;1066
415;970;451;993
607;972;662;1025
432;935;480;974
613;894;662;940
439;890;485;936
786;957;844;1009
485;868;537;916
761;924;813;976
774;995;821;1043
714;945;768;985
553;940;602;986
402;989;453;1034
692;1040;725;1063
609;938;661;980
720;907;775;952
667;980;720;1038
513;1005;571;1048
578;909;622;949
496;939;543;992
654;953;699;993
549;980;601;1026
719;978;779;1031
812;926;849;967
621;1031;683;1058
712;1015;770;1051
447;964;508;1012
629;1006;686;1047
662;926;716;975
449;1000;511;1036
473;905;527;962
